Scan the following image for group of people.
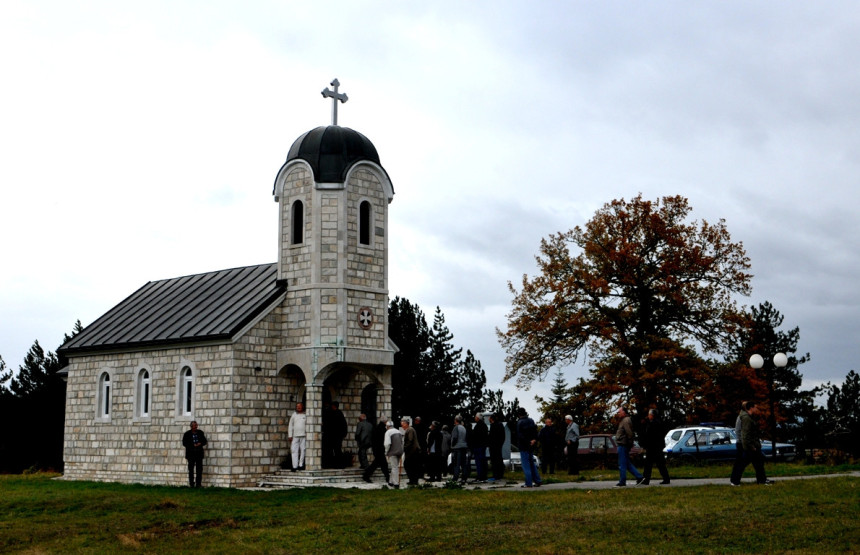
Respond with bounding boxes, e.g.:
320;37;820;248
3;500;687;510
613;402;773;488
182;399;772;489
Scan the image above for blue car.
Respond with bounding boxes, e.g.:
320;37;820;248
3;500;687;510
665;427;796;463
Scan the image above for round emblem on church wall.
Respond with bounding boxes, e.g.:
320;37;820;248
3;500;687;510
358;307;374;329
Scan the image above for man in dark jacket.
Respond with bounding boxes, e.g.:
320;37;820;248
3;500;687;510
641;409;670;485
354;413;374;469
732;402;773;485
182;421;208;487
488;412;506;482
401;417;422;485
471;412;490;482
362;417;391;483
322;401;348;468
516;408;542;488
425;421;444;482
538;418;559;474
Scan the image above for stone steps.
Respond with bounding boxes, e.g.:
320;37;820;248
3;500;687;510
258;467;395;488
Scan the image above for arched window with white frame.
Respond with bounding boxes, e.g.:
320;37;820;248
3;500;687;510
359;200;372;246
97;371;112;420
181;366;194;417
135;368;151;419
291;200;304;245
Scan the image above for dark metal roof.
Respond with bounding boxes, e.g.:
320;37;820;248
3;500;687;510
284;125;381;183
58;263;285;356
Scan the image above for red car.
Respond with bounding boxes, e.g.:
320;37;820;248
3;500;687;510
577;434;644;469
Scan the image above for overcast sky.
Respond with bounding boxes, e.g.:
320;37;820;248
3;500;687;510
2;1;858;416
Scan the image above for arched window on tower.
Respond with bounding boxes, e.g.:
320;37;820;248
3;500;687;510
359;200;371;246
291;200;304;245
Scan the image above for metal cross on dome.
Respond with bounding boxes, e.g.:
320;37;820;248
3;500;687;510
321;78;348;126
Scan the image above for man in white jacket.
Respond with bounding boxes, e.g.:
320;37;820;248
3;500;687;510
383;421;404;488
288;402;307;471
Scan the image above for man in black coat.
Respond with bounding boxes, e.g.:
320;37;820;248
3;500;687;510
322;401;348;468
641;409;670;485
471;412;490;482
488;412;506;482
182;421;208;487
362;417;391;483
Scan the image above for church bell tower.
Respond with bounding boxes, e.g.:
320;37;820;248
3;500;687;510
271;79;395;471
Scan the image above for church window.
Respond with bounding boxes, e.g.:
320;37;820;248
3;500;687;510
359;200;372;245
291;200;304;245
97;372;111;420
182;366;194;416
135;368;151;419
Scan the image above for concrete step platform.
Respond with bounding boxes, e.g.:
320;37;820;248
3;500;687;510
258;467;393;488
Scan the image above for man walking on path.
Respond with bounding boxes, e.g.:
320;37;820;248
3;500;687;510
641;409;670;485
614;406;644;487
363;416;391;484
354;413;373;469
731;401;773;485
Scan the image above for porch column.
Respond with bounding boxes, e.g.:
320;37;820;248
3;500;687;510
305;383;324;470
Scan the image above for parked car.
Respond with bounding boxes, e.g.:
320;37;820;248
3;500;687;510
664;427;797;463
445;444;540;472
664;426;719;451
577;434;643;469
508;444;541;471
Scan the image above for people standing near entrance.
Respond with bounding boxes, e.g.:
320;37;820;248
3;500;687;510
614;406;644;487
288;402;307;471
538;417;559;474
182;420;208;487
384;421;403;488
450;415;469;484
641;409;670;485
401;417;421;486
322;401;348;468
731;401;773;486
516;408;542;488
488;412;506;482
564;415;580;475
363;416;390;484
355;413;373;469
471;412;489;483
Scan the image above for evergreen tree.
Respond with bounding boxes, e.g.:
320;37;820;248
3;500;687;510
389;297;432;421
424;306;464;422
728;301;812;444
459;350;487;416
550;369;570;404
482;388;521;424
821;370;860;457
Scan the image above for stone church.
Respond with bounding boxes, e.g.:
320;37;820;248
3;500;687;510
59;82;396;487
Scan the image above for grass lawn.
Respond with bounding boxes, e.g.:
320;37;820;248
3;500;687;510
1;467;858;554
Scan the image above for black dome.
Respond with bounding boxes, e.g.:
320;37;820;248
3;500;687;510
285;126;380;183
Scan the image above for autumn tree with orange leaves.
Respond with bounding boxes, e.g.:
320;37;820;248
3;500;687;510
498;195;752;423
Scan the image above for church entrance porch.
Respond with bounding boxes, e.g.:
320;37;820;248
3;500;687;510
281;359;392;476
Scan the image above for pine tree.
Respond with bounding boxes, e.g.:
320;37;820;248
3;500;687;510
425;306;464;422
459;350;487;416
389;297;432;421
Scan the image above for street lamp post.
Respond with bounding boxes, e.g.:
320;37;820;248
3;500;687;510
749;353;788;461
